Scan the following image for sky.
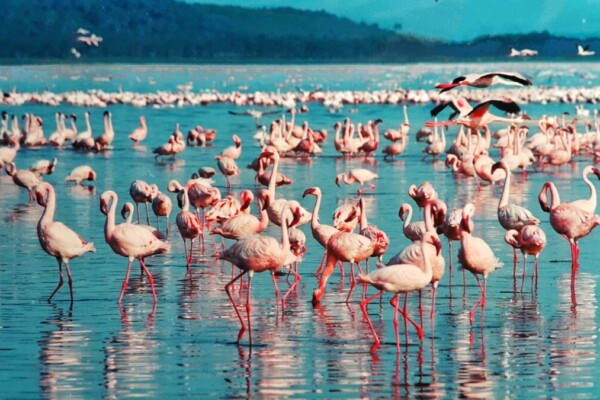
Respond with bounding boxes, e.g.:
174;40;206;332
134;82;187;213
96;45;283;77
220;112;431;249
187;0;600;41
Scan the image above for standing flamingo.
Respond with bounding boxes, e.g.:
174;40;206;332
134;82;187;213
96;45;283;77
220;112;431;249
220;134;242;160
221;203;301;344
128;116;148;143
538;181;600;287
303;187;340;276
569;165;600;214
129;180;157;224
175;187;202;270
357;196;390;267
100;191;171;304
215;155;240;188
65;165;97;185
458;203;502;324
150;190;172;235
504;226;547;290
211;189;271;241
359;231;441;352
34;183;95;302
5;162;42;202
335;168;378;195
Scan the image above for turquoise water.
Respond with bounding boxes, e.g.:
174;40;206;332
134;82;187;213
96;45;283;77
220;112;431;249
0;64;599;398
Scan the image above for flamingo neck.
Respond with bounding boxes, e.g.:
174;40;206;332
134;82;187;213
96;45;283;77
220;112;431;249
280;205;292;254
105;193;117;239
583;168;597;208
310;192;322;231
547;182;561;210
498;164;511;208
358;198;367;231
267;154;279;197
403;205;413;232
85;113;91;133
39;186;56;227
182;188;191;212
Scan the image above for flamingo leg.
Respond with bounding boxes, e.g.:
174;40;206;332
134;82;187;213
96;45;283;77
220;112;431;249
48;258;64;303
139;258;157;303
145;203;151;225
430;282;438;329
390;295;401;351
282;268;301;311
246;272;254;345
469;274;486;325
64;260;74;303
225;270;248;343
513;247;518;277
312;254;337;305
315;251;327;276
136;203;141;223
403;293;424;342
345;262;356;304
156;216;161;232
271;271;280;305
520;253;527;292
360;290;383;352
118;258;134;304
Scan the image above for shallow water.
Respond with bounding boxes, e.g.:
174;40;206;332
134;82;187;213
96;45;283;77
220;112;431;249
1;64;599;398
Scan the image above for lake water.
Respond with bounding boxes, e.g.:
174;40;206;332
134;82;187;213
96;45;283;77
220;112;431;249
1;63;599;398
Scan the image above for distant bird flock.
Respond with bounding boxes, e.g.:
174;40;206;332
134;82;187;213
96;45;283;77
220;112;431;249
3;67;600;353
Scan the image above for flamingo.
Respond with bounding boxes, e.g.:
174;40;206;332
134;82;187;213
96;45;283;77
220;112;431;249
150;190;172;235
222;202;301;344
504;226;547;290
303;187;340;276
384;104;409;142
332;202;360;232
408;181;438;212
94;110;114;152
167;178;220;226
359;231;441;352
426;99;524;131
491;161;540;273
34;182;96;302
30;158;58;176
215;155;240;188
439;207;464;286
358;196;390;267
100;191;171;304
538;181;600;286
458;203;502;324
65;165;97;185
5;162;42;202
211;189;270;241
335;168;378;195
436;72;532;93
569;165;600;214
175;187;202;270
129;180;157;224
220;134;242;160
128;116;148;143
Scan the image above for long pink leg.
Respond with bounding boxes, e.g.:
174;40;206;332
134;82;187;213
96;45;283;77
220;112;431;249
282;268;301;311
430;282;438;335
271;271;280;305
315;251;327;276
345;262;357;303
64;260;74;303
139;258;157;303
360;290;383;352
48;258;64;303
469;275;486;325
390;295;400;351
246;272;254;345
520;253;527;292
312;254;337;305
145;203;151;225
118;258;134;304
136;203;141;223
512;248;518;277
225;270;248;343
403;293;424;341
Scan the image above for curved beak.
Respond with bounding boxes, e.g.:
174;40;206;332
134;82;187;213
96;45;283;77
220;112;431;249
100;198;108;215
36;191;46;207
302;188;315;198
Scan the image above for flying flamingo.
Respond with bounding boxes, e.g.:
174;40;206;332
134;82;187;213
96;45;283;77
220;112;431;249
359;231;441;352
491;161;540;274
504;226;547;290
100;191;171;304
435;72;532;93
65;165;97;185
303;187;339;276
129;180;157;224
34;182;95;302
128;116;148;143
458;203;502;324
175;187;202;270
538;181;600;287
221;202;301;344
5;162;42;202
425;99;524;131
335;168;378;195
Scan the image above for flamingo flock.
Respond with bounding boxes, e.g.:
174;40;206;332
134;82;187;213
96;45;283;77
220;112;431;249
5;67;600;357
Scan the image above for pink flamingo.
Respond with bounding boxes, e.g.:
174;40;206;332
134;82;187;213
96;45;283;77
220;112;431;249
408;181;438;212
491;161;540;274
129;180;157;224
332;202;359;233
215;155;240;188
312;224;374;305
458;203;502;324
5;162;42;202
335;168;378;195
220;134;242;160
150;190;172;235
436;72;532;93
358;196;390;267
359;231;441;352
34;182;95;302
211;189;270;242
303;187;340;276
128;116;148;143
65;165;97;185
100;191;170;304
439;207;465;287
167;178;221;226
569;165;600;214
222;202;301;344
504;226;547;290
538;181;600;287
175;187;202;270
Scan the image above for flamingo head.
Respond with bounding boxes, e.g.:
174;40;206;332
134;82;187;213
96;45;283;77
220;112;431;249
5;162;16;176
167;179;183;193
504;229;520;248
432;200;448;227
99;191;114;216
233;134;241;147
259;190;271;211
592;167;600;180
258;150;275;161
289;206;303;227
335;174;344;187
461;203;476;233
491;161;506;176
398;203;409;221
538;184;551;212
302;187;318;198
120;203;131;220
177;190;185;209
35;184;49;207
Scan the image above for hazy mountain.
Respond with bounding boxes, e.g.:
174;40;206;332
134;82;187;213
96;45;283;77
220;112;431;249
2;0;598;62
